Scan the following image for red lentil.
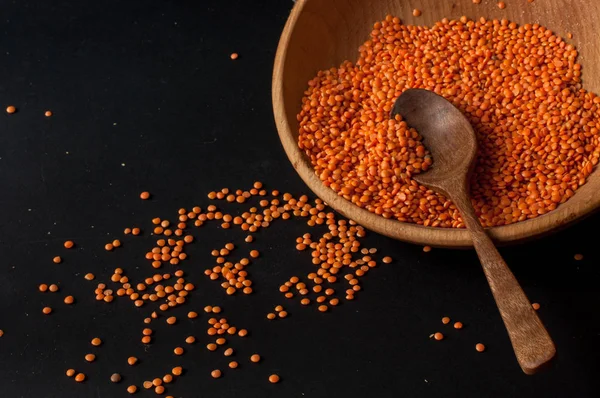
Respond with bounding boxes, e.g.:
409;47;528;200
298;16;600;228
433;332;444;341
211;369;222;378
250;354;261;363
269;374;280;383
64;240;74;249
140;192;150;200
476;343;486;352
532;303;541;310
454;322;463;330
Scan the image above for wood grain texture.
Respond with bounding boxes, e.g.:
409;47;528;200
272;0;600;248
391;89;555;374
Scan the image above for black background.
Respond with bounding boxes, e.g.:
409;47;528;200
0;1;598;397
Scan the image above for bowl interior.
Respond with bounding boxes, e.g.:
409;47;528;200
273;0;600;247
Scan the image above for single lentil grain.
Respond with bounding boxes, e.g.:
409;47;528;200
269;374;280;384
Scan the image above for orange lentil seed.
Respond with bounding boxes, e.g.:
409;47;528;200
269;374;280;384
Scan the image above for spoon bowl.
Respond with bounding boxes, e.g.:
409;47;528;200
391;89;477;193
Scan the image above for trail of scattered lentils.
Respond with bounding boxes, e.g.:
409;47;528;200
36;183;396;395
298;16;600;228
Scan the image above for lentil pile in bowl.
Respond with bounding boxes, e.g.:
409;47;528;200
298;16;600;228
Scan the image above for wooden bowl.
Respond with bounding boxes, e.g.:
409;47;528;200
272;0;600;248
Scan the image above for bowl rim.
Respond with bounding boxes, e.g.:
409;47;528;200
271;0;600;248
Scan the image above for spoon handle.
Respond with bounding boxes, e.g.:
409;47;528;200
453;194;556;375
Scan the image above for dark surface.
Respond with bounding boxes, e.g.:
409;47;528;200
0;1;598;397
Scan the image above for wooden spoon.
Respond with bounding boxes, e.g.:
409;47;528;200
392;89;556;374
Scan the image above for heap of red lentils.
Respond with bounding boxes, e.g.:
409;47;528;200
298;16;600;228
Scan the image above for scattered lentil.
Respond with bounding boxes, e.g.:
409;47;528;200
269;374;280;384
